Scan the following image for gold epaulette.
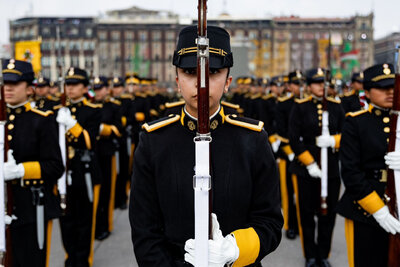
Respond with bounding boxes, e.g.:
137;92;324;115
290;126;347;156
135;93;147;98
327;96;341;104
262;93;275;100
221;101;240;110
142;114;180;132
110;99;122;106
344;90;356;97
165;100;185;109
250;93;262;100
84;102;103;108
225;114;264;132
120;94;134;100
278;95;294;102
30;108;54;117
295;96;312;104
53;104;63;110
346;109;368;117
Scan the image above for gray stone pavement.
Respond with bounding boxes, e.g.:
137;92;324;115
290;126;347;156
49;208;348;267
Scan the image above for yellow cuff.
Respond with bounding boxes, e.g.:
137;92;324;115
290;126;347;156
298;150;315;166
83;129;92;150
276;135;289;143
268;135;277;144
358;191;385;214
100;124;113;136
232;227;260;267
333;134;341;149
282;145;294;156
68;123;83;138
121;116;127;127
22;161;41;179
135;112;145;122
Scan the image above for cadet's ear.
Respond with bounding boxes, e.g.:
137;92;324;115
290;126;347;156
225;76;233;93
364;89;371;99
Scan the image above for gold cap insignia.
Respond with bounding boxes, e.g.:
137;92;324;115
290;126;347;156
94;77;100;84
7;59;15;70
113;77;119;83
383;64;391;75
38;77;44;83
68;68;74;76
317;68;324;76
296;70;302;78
360;72;364;79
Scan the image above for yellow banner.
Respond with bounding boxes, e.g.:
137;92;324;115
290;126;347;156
15;40;42;73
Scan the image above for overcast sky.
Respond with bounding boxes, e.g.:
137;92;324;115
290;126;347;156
1;0;399;43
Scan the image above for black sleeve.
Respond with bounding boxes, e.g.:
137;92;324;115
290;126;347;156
129;132;177;267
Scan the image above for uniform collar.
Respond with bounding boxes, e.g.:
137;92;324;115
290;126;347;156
369;104;390;117
311;95;323;103
7;101;31;114
180;106;226;133
68;97;86;107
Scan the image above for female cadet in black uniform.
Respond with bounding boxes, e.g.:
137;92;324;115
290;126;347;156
129;26;283;267
337;63;400;267
288;68;344;267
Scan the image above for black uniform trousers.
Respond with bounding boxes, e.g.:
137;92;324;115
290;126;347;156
344;219;388;267
11;221;49;267
114;140;129;208
60;180;96;267
96;154;113;235
279;159;298;232
294;174;340;260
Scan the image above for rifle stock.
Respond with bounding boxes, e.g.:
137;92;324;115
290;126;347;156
387;46;400;267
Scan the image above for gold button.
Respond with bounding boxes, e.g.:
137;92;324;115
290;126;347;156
9;114;15;121
7;135;12;141
33;181;37;185
318;116;322;120
8;124;14;130
319;123;322;127
15;108;22;114
71;107;77;113
375;109;382;116
26;181;30;185
387;138;390;143
383;117;390;123
364;212;368;216
71;115;76;120
384;127;390;133
317;104;322;109
318;110;323;114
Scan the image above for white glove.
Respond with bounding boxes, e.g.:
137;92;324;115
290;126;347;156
316;135;336;148
56;107;77;130
184;213;239;267
3;150;24;181
4;214;17;225
306;162;322;179
287;153;295;162
385;151;400;171
372;206;400;235
271;140;281;153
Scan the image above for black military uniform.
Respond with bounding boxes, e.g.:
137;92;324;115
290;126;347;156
92;76;123;240
275;70;305;240
337;64;395;267
288;68;344;267
130;25;283;267
57;68;102;267
33;77;60;111
2;59;64;267
340;73;365;113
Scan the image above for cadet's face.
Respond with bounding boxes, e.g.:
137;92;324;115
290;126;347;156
176;67;232;118
49;86;59;96
365;88;394;109
4;81;32;105
309;82;324;97
289;83;300;96
112;86;124;97
94;86;109;101
352;81;363;91
35;86;49;97
65;83;87;101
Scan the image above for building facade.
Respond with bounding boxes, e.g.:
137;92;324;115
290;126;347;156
9;6;374;83
374;32;400;66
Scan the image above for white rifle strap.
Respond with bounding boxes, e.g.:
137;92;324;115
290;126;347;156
194;135;211;267
0;122;6;252
57;124;67;195
394;116;400;217
320;111;329;199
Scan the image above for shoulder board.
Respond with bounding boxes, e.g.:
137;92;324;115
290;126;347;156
84;102;103;108
120;94;134;100
221;101;240;110
278;95;294;102
53;104;63;110
344;90;356;97
142;114;180;132
110;99;121;106
327;97;341;104
295;96;312;104
250;93;262;100
30;108;53;117
225;114;264;132
262;94;275;100
165;100;185;109
346;109;368;117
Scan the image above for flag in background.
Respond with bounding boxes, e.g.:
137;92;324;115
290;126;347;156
15;40;42;74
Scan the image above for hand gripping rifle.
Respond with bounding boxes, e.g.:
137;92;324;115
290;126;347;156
320;33;332;216
387;46;400;267
0;59;13;266
193;1;212;266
